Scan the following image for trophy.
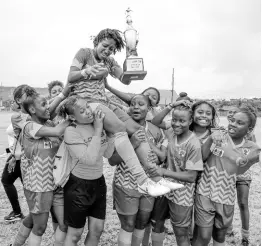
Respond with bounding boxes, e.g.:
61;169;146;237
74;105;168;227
122;8;147;82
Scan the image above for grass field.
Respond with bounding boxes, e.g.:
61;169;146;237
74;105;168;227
0;112;260;246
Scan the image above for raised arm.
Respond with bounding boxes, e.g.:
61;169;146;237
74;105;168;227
35;120;71;138
151;105;172;129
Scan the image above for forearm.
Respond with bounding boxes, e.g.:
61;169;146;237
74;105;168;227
151;107;172;127
106;84;132;105
163;169;197;183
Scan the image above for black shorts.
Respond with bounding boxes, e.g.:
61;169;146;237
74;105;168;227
150;196;170;223
64;174;107;228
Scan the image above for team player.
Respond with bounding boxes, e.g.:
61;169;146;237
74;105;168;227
56;96;114;246
147;102;204;246
1;85;36;223
67;28;176;196
193;106;261;246
110;94;173;246
11;91;70;246
226;105;257;246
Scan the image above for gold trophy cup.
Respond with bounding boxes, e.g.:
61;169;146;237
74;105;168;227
122;8;147;82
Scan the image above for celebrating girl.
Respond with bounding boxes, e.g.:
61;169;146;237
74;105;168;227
110;94;171;246
147;103;204;246
55;96;114;246
144;100;218;246
68;28;176;196
11;86;70;246
226;105;257;245
192;106;261;246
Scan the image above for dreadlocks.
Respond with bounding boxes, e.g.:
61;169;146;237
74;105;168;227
93;28;125;54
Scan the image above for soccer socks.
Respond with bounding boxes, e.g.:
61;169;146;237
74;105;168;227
54;227;66;246
118;228;132;246
213;240;225;246
28;232;42;246
151;232;165;246
12;223;31;246
114;132;148;185
131;229;145;246
241;228;249;241
142;224;151;246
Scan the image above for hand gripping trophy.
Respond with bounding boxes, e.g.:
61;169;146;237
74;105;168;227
122;8;147;82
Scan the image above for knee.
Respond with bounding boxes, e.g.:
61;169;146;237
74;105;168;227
70;232;82;243
212;228;226;243
173;226;189;242
238;200;248;211
122;220;135;233
194;229;211;245
32;224;47;236
89;224;104;238
151;220;165;233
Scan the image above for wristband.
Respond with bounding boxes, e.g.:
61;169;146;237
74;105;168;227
57;92;66;100
80;69;88;79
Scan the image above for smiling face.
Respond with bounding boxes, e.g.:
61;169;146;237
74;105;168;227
193;103;213;128
30;95;50;120
50;85;63;99
143;88;159;106
70;98;94;124
171;109;192;135
228;112;250;139
94;38;116;61
129;95;149;122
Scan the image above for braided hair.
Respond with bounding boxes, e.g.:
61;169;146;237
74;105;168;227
93;28;125;54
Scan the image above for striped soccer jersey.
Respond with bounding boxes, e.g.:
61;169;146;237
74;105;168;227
197;134;261;205
70;48;121;104
114;121;166;190
165;130;203;207
21;121;61;192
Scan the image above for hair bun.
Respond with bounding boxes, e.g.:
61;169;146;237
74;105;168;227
179;92;188;97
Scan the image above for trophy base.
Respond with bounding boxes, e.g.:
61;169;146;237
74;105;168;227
122;71;147;82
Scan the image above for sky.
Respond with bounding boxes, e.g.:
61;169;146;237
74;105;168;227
0;0;260;99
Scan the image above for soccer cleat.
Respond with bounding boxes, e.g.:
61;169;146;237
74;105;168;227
157;178;184;190
138;179;171;197
4;211;24;223
241;238;249;246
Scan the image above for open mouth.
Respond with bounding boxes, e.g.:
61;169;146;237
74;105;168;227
198;119;208;124
228;128;236;134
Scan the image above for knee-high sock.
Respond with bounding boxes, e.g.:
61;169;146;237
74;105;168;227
142;224;151;246
131;228;145;246
118;228;132;246
114;132;148;185
13;223;32;246
213;240;225;246
28;232;42;246
151;232;165;246
241;228;249;240
227;224;233;234
54;227;66;246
